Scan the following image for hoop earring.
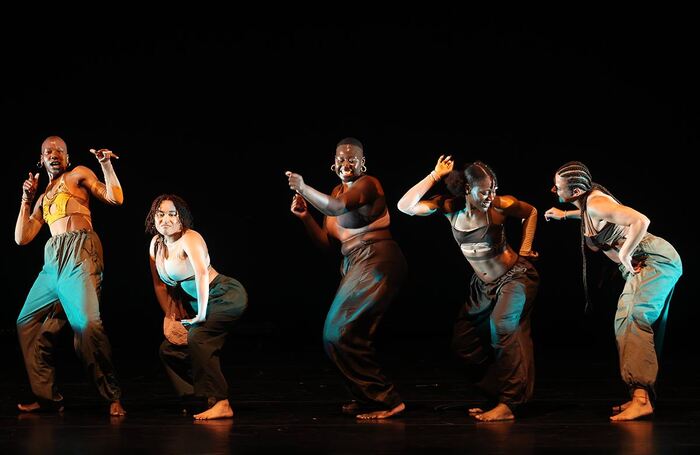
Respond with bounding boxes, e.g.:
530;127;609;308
36;161;43;169
361;165;367;173
330;164;336;172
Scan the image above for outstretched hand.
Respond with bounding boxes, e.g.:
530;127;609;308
90;148;119;163
285;171;306;194
434;155;454;178
544;207;565;221
22;172;40;202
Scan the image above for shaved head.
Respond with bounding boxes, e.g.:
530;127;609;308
336;137;364;153
41;136;67;154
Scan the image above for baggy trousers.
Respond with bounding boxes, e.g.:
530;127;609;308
323;239;407;409
17;229;121;402
160;274;248;401
615;234;682;401
452;256;539;410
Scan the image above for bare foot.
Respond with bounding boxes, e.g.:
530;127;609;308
194;399;234;420
612;400;632;414
468;407;484;416
17;402;41;412
356;402;405;420
472;403;514;422
610;391;653;421
110;400;127;416
17;401;64;413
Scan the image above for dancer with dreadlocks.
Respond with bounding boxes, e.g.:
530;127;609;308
545;161;682;421
398;156;539;421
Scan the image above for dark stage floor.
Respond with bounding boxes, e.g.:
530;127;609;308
2;339;699;454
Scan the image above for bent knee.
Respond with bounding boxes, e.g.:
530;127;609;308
72;319;105;335
187;328;209;346
491;317;519;339
324;323;354;348
323;330;342;348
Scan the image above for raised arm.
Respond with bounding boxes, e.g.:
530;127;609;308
397;155;453;216
180;231;212;325
15;172;45;245
495;195;538;258
289;194;332;250
588;195;650;274
81;149;124;205
286;171;379;216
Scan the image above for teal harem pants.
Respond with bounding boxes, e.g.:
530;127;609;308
323;238;407;410
16;229;122;403
616;233;682;401
159;274;248;402
452;256;539;410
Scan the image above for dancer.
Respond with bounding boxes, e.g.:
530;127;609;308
147;194;248;420
286;137;407;420
545;161;682;421
397;155;539;421
15;135;126;416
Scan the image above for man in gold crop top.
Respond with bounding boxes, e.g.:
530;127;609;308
14;135;126;416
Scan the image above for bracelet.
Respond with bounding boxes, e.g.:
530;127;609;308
563;211;567;220
429;170;441;182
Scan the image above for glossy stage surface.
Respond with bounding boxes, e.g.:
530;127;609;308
2;337;699;454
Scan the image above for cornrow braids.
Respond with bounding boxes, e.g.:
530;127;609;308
556;161;621;312
466;161;498;191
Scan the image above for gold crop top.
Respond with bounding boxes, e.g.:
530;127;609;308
42;175;90;225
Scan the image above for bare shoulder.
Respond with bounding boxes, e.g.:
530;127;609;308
70;165;96;178
353;175;383;196
493;194;517;210
359;174;381;187
182;229;206;244
587;193;619;212
68;165;97;186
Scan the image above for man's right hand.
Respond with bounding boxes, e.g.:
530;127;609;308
22;172;39;203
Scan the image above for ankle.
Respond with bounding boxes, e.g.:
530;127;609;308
632;390;649;405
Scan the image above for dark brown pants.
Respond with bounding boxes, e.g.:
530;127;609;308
452;257;538;410
160;274;247;401
323;239;407;410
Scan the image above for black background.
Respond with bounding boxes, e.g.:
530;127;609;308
2;9;696;381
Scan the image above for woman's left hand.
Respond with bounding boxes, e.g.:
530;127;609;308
181;315;206;327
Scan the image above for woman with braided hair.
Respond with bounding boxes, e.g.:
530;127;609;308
545;161;682;421
398;156;539;422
